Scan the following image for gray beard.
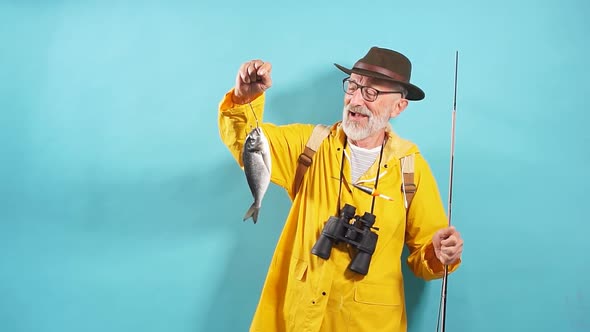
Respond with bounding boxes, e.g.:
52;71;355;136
341;104;390;141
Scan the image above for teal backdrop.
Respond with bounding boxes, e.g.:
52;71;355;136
1;1;589;331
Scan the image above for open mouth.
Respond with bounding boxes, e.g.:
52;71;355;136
349;111;369;120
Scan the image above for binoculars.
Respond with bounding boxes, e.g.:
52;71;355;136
311;204;379;275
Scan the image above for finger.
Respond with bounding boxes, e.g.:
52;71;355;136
442;226;457;236
253;59;265;71
443;235;464;249
238;71;248;85
442;227;461;242
236;62;250;84
444;256;460;265
441;246;458;256
432;234;441;248
441;236;458;247
256;61;270;75
432;228;450;248
247;62;259;83
235;62;255;102
442;237;463;249
258;62;272;87
439;252;452;264
440;252;460;265
442;243;463;256
447;251;462;264
435;227;453;240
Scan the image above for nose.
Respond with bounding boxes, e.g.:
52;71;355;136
347;88;365;107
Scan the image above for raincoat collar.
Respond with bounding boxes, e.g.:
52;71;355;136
332;122;417;161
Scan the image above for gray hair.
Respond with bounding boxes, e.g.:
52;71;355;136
390;82;408;99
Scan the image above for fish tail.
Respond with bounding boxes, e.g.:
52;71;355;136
243;203;260;224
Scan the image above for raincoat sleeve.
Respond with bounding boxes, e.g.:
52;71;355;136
404;153;461;280
218;89;315;197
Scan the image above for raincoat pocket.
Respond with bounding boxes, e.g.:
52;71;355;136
353;282;402;306
294;258;308;281
349;281;404;330
286;258;309;330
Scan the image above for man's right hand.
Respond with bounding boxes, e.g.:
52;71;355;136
233;59;272;104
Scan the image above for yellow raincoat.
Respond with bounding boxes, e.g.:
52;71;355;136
218;90;460;332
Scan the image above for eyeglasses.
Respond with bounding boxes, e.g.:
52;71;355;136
342;78;403;102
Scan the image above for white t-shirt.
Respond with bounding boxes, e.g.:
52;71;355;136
348;143;381;183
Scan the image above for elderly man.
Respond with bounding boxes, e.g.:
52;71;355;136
218;47;464;332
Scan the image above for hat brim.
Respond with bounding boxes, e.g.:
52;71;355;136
334;63;425;101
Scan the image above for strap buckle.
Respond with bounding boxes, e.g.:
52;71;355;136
402;183;417;194
298;153;313;167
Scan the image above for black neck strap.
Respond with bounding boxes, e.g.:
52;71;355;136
337;136;387;216
336;140;348;215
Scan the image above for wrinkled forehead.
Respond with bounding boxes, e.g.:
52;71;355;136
349;73;396;89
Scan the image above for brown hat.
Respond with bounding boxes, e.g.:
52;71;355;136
334;47;425;101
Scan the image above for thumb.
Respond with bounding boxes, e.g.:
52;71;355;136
439;226;456;238
257;63;272;90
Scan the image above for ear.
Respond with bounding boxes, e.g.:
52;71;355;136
390;98;408;118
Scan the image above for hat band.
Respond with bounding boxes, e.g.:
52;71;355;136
353;61;407;82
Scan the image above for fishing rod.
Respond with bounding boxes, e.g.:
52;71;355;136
436;51;459;332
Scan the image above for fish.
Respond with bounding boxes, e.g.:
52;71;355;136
242;127;271;223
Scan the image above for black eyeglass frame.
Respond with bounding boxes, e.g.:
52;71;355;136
342;77;404;102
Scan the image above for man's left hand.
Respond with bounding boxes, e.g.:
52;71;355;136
432;226;463;265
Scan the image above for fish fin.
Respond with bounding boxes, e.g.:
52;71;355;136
243;203;259;224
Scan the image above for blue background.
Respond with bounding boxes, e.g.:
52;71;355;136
1;1;589;331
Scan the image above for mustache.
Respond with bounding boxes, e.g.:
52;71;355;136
345;105;372;117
